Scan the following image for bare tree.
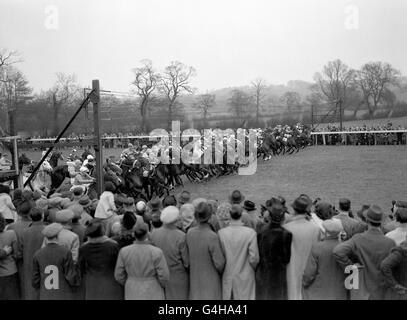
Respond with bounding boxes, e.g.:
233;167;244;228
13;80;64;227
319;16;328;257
193;93;216;125
160;61;196;129
251;78;266;126
314;59;356;109
131;59;159;133
356;61;400;118
0;49;22;70
49;73;81;135
228;89;252;121
280;91;301;112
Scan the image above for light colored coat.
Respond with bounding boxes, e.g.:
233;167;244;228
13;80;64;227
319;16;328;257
186;223;225;300
114;241;169;300
0;193;17;221
95;191;116;219
284;215;320;300
218;220;259;300
42;225;80;263
150;225;189;300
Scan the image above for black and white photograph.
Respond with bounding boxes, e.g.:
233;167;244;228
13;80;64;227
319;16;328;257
0;0;407;308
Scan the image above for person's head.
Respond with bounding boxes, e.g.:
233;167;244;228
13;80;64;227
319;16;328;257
18;201;32;217
72;187;84;198
364;205;384;227
178;191;191;206
339;198;351;212
162;195;177;208
79;166;90;174
194;201;211;224
85;219;105;238
268;203;285;225
55;209;74;225
29;208;44;222
315;202;335;221
135;201;147;215
104;182;116;193
243;200;256;212
0;214;6;232
160;206;180;225
133;222;149;241
291;197;310;215
229;204;243;220
322;219;342;238
122;211;137;231
229;190;244;205
42;223;63;241
395;208;407;224
13;189;22;199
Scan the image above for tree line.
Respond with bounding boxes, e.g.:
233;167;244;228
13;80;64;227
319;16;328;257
0;47;405;136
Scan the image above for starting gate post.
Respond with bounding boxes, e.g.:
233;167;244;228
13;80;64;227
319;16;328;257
91;80;103;197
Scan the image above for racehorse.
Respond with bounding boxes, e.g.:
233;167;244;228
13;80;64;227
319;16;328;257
49;151;64;168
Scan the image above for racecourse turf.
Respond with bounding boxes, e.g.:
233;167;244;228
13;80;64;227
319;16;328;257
15;145;407;212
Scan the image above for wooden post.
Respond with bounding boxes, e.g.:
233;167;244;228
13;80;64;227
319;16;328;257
322;134;326;145
8;110;20;189
91;80;103;197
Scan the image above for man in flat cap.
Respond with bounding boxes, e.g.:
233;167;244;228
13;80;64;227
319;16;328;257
334;205;396;300
32;223;80;300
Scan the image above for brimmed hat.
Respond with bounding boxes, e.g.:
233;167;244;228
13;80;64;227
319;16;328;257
229;190;244;204
55;209;75;223
291;197;310;214
149;198;161;211
42;223;63;239
322;219;343;236
339;198;351;208
395;200;407;209
268;204;284;224
243;200;256;211
364;205;383;224
162;195;177;207
160;206;180;225
79;196;92;208
396;207;407;221
194;202;211;223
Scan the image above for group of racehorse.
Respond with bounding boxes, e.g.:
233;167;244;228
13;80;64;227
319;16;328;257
17;127;311;201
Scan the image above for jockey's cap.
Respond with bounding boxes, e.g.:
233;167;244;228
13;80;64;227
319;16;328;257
80;166;89;173
87;155;94;160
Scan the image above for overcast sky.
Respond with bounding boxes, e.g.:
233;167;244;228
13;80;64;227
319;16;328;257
1;0;406;94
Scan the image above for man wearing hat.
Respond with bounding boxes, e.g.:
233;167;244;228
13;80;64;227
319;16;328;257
46;209;80;263
334;198;367;240
218;204;259;300
256;202;292;300
303;219;347;300
284;196;320;300
186;202;225;300
114;222;169;300
229;190;245;205
150;206;189;300
32;223;80;300
241;200;260;231
334;205;396;300
177;191;191;208
386;207;407;245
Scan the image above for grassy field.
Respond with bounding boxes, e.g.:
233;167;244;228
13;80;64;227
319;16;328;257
13;145;407;214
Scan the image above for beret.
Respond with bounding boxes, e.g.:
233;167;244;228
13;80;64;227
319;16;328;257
55;209;75;223
42;223;63;238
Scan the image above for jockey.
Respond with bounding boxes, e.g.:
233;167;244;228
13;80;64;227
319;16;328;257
72;166;95;190
121;143;137;159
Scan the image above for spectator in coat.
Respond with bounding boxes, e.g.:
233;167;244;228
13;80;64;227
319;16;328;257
186;201;225;300
111;211;137;249
179;203;195;233
95;182;117;235
0;185;17;223
47;209;80;263
20;208;45;300
334;198;367;240
334;205;396;300
380;239;407;300
114;222;169;300
78;220;123;300
148;198;162;229
0;214;19;299
216;202;232;229
284;196;321;300
150;206;189;300
69;205;86;245
303;219;347;300
256;203;292;300
385;207;407;245
218;204;259;300
241;200;261;231
32;223;80;300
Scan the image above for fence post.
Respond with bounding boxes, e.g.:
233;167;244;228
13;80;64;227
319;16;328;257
322;134;326;145
91;80;103;197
